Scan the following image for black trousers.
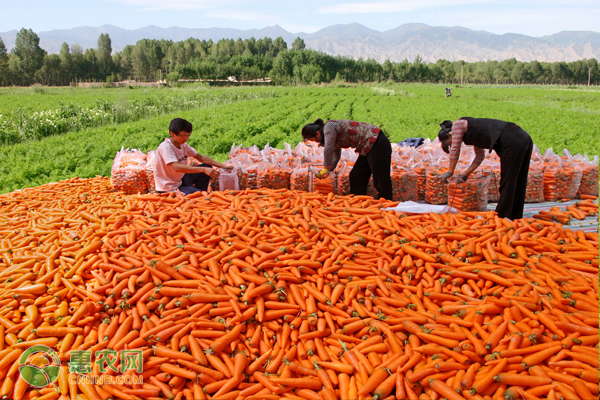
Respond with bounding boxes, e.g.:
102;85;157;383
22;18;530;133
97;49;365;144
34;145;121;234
492;124;533;220
157;164;212;195
180;164;212;194
349;133;393;200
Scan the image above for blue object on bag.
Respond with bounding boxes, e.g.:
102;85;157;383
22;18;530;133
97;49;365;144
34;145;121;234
398;137;425;148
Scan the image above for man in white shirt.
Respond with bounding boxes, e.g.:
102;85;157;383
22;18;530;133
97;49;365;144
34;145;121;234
154;118;231;195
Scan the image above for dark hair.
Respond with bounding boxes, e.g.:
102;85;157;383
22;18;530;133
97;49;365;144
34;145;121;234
438;120;453;154
301;119;325;145
169;118;193;135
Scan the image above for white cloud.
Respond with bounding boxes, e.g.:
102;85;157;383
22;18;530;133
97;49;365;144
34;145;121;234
317;0;600;14
317;0;493;14
203;9;280;23
110;0;220;11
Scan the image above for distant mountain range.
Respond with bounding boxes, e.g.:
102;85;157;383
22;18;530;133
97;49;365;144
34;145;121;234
1;23;599;63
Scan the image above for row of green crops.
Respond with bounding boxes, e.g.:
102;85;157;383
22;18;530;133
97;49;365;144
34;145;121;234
0;88;276;145
1;83;599;193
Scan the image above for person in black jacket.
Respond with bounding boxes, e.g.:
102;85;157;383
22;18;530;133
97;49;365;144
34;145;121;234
437;117;533;220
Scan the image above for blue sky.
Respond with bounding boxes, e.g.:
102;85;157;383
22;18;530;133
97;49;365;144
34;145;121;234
1;0;599;36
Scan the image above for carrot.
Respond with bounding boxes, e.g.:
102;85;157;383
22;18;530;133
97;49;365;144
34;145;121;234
154;345;196;362
373;373;396;400
160;363;198;381
571;378;594;400
209;324;243;353
470;358;507;394
358;368;390;396
429;378;466;400
495;374;552;387
269;377;323;390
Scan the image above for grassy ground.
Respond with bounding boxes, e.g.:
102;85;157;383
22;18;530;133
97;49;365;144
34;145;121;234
1;83;599;193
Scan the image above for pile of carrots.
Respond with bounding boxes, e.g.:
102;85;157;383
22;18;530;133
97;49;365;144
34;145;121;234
0;176;598;400
532;201;598;225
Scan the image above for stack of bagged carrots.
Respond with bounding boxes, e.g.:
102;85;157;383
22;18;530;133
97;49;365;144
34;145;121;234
0;176;598;400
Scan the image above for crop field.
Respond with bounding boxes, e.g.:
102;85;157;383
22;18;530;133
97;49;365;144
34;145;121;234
0;83;599;193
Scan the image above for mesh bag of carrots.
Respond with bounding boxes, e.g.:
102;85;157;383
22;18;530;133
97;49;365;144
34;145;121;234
228;143;261;160
395;146;426;201
447;173;492;211
290;167;311;192
543;151;583;201
525;158;545;203
412;160;427;201
336;161;353;196
391;167;419;202
245;163;260;190
257;160;292;190
110;148;151;194
232;161;249;191
425;163;450;205
145;150;156;192
480;159;500;203
309;167;337;195
232;154;258;190
574;153;599;198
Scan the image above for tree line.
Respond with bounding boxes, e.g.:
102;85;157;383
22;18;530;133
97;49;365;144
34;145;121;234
1;28;599;86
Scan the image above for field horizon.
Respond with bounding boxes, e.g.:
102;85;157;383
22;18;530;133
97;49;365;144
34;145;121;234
1;82;599;194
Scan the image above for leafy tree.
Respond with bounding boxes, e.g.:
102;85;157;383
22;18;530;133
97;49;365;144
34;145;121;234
0;36;8;84
70;43;85;82
59;42;73;83
510;62;526;83
13;28;46;85
97;33;114;78
588;58;598;84
525;60;542;83
8;54;21;84
83;49;99;80
292;37;306;51
271;37;287;57
271;51;294;84
255;38;272;56
166;71;181;86
115;45;134;79
35;54;62;85
381;59;395;81
493;66;509;84
131;39;163;81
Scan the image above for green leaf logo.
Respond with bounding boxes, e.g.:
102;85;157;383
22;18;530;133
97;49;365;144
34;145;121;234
18;345;61;388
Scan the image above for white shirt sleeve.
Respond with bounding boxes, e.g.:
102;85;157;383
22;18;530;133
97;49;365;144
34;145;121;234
184;144;198;158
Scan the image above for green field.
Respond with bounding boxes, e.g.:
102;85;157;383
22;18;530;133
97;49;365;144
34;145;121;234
1;83;599;193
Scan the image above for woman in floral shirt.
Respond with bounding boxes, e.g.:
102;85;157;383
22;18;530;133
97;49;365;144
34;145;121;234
301;118;392;200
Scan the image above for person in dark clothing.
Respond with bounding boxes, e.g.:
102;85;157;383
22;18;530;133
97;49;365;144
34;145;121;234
438;117;533;220
302;118;393;200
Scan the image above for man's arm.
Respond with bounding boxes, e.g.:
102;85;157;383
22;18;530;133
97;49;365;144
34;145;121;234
170;162;218;178
193;154;231;169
